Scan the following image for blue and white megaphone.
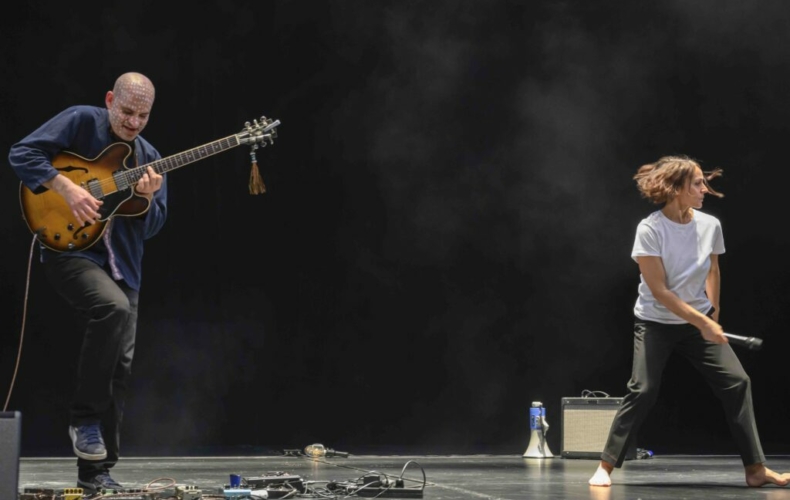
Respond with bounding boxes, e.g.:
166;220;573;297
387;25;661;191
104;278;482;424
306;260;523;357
523;401;554;458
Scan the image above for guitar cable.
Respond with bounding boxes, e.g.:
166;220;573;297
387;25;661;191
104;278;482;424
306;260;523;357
3;233;38;412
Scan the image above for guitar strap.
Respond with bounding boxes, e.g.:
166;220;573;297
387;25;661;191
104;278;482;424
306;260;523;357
102;219;121;280
102;138;138;280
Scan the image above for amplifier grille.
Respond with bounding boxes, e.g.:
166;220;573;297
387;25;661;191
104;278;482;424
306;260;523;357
561;397;634;459
562;407;617;453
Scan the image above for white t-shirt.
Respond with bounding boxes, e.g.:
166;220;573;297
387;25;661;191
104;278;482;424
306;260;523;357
632;209;725;324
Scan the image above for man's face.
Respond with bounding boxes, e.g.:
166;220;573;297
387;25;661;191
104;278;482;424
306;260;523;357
106;79;154;142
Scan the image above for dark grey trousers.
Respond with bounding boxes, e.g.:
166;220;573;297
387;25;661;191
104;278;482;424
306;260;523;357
601;316;765;468
45;256;139;477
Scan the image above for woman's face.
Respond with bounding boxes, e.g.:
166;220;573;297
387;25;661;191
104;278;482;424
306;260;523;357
680;166;708;209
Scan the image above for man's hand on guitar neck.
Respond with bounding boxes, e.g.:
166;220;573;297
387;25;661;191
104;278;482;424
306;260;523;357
43;174;103;227
132;166;163;200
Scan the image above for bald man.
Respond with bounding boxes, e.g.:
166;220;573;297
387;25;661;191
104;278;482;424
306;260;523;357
9;72;167;493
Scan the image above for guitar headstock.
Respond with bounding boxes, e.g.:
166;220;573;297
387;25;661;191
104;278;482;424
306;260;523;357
239;116;280;146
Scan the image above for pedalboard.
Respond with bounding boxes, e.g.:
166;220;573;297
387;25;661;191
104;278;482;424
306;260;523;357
18;464;426;499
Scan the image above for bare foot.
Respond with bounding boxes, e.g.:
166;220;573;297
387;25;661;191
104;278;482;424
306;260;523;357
745;463;790;487
589;462;614;487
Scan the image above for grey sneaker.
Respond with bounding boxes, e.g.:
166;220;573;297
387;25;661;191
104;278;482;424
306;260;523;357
69;424;107;460
77;471;124;494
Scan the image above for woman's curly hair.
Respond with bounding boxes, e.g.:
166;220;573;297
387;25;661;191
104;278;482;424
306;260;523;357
634;155;723;205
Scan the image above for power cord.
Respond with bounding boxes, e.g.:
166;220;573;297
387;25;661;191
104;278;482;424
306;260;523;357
3;233;38;412
580;390;611;398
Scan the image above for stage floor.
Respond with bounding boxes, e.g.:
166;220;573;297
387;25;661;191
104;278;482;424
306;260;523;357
17;454;790;499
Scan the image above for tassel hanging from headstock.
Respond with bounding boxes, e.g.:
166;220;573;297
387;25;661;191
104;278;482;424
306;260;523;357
248;146;266;195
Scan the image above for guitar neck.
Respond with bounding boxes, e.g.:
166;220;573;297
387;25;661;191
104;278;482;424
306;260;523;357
118;133;243;190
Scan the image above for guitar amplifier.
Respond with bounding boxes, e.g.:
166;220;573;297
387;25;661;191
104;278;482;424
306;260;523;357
561;397;635;460
0;412;22;500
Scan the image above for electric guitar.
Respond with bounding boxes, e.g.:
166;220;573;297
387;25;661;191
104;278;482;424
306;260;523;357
19;116;280;253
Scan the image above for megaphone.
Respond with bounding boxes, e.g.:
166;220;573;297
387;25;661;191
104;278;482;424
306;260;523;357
523;401;554;458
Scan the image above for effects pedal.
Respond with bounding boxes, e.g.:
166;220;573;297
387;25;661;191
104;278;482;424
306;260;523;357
176;484;203;500
223;488;253;498
21;488;57;500
21;488;86;500
354;475;424;498
355;485;424;498
62;488;84;500
244;473;305;492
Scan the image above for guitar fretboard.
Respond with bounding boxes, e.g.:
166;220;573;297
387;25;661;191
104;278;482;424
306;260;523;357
116;134;241;190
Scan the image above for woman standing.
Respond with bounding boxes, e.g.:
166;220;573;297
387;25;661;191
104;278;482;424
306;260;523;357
589;156;789;488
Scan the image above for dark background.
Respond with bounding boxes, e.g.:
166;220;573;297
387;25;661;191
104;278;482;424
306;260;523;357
2;0;790;458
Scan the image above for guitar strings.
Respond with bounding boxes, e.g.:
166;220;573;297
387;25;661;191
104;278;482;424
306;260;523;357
89;135;246;196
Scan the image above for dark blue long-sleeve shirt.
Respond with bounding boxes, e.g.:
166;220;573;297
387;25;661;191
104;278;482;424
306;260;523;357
9;105;167;291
